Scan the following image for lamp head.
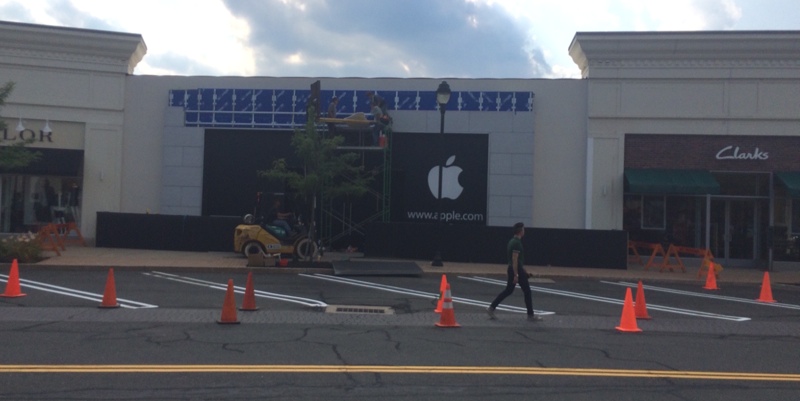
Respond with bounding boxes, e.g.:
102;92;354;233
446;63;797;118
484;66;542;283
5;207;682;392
436;81;451;106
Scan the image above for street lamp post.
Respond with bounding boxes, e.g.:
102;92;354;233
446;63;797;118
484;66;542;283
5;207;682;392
431;81;451;267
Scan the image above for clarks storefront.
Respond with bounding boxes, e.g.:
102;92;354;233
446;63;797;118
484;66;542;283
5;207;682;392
623;134;800;267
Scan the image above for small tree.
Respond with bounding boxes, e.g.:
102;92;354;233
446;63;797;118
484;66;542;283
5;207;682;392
0;82;41;169
258;106;373;259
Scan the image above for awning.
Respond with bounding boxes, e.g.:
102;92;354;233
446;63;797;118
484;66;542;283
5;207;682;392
624;168;720;195
776;172;800;198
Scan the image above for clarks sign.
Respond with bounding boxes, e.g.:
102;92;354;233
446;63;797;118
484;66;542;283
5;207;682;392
715;145;769;161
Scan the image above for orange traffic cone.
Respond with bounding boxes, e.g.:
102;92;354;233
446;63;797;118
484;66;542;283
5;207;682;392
616;288;642;333
239;271;259;311
217;279;240;324
1;259;26;298
703;262;720;290
634;281;651;320
435;284;460;328
756;271;776;303
434;274;448;313
98;268;120;308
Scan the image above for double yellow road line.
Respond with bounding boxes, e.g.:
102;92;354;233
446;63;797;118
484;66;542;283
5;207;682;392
1;365;799;382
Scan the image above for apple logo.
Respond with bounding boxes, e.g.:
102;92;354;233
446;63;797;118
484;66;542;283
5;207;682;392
428;155;464;199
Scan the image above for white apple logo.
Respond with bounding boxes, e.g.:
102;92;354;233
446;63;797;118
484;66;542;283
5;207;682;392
428;155;464;199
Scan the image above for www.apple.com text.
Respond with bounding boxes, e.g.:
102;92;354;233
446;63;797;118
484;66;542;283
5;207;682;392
406;211;485;222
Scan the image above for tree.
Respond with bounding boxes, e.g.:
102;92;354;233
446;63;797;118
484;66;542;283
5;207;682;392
0;82;41;170
258;106;373;259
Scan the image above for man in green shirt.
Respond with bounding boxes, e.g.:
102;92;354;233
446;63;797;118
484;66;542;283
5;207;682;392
487;222;540;321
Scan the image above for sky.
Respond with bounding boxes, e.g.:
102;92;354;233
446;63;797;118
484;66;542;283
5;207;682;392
1;0;799;79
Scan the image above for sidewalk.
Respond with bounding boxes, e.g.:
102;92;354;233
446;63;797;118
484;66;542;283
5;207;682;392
28;246;800;285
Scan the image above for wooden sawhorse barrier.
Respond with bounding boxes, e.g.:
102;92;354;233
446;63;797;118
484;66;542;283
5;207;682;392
696;250;722;279
662;244;719;276
35;222;87;256
628;241;667;271
627;241;643;265
54;222;87;247
35;224;63;256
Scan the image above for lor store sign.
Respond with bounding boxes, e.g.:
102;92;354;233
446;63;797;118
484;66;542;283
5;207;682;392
392;132;488;224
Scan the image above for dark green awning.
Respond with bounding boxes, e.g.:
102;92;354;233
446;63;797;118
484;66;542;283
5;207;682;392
624;169;720;195
776;172;800;198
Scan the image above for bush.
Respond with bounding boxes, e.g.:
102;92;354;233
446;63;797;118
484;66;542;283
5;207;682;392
0;233;43;263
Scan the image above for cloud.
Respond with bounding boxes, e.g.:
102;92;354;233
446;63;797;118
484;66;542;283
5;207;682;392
222;0;552;78
690;0;742;29
43;0;117;30
632;0;742;30
142;52;223;77
0;1;31;21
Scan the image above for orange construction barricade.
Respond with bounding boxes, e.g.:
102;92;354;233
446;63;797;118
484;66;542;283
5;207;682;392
35;224;62;256
628;241;667;271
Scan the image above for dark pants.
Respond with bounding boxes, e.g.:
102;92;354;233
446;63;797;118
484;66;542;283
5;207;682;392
372;123;384;146
490;265;533;316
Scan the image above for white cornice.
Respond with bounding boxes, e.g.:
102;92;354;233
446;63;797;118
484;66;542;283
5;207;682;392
0;21;146;74
569;31;800;79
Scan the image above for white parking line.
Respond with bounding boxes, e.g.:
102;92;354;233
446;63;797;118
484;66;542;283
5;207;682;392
602;281;800;310
0;274;158;309
145;271;327;308
461;276;750;322
300;273;556;316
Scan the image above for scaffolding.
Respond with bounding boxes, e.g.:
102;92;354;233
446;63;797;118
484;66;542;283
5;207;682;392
317;122;392;251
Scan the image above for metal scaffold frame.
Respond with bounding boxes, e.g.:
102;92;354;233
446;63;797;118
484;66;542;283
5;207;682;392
317;124;392;252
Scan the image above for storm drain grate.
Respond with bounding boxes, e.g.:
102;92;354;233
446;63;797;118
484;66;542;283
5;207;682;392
325;305;394;315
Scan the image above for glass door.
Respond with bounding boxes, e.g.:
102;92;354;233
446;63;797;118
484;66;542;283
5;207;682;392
709;198;767;266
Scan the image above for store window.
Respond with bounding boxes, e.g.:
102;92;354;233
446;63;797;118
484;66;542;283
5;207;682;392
641;195;665;230
0;175;81;233
793;199;800;235
625;194;706;247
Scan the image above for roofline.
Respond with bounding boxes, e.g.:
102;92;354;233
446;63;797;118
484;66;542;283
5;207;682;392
0;20;147;74
0;20;143;40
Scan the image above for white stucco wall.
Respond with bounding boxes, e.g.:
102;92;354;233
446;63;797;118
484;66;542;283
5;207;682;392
530;79;588;229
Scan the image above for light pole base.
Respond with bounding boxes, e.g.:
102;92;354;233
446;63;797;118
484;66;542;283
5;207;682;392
431;251;443;267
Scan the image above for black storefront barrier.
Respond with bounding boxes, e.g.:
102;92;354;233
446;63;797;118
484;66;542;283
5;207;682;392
96;212;628;269
364;222;628;269
96;212;240;252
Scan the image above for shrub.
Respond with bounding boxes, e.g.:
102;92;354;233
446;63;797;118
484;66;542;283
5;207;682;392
0;232;43;263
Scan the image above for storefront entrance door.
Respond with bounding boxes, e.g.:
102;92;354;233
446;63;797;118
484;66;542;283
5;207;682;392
709;199;767;266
